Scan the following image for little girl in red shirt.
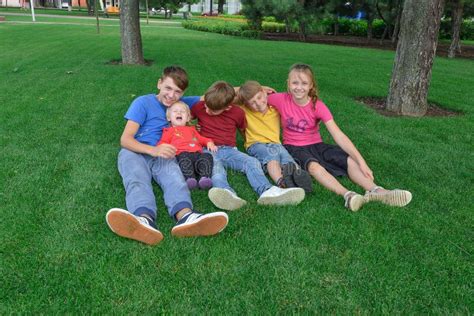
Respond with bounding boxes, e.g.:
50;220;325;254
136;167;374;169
158;101;217;190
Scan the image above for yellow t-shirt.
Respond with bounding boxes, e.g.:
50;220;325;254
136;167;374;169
241;105;281;149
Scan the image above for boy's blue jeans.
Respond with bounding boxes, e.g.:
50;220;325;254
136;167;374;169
205;146;272;196
118;148;193;221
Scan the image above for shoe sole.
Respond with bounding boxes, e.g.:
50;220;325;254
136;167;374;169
365;190;412;207
106;208;163;245
171;212;229;237
349;194;365;212
208;188;247;211
292;169;313;193
257;188;305;206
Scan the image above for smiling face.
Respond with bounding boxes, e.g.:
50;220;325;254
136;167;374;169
246;90;268;113
287;70;313;105
157;76;185;107
167;102;190;127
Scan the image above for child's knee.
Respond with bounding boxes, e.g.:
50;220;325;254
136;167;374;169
308;161;324;174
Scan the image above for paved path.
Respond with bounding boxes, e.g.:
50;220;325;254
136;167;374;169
0;12;182;24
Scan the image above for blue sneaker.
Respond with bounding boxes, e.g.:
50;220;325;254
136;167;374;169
106;208;163;245
171;211;228;237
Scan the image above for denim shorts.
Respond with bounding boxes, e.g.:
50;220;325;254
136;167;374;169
247;142;295;166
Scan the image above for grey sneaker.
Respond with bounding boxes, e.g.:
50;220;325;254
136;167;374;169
365;186;412;207
344;191;365;212
208;187;247;211
257;186;305;206
282;163;313;193
105;208;163;245
171;211;228;237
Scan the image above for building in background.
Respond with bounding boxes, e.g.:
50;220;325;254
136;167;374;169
189;0;241;15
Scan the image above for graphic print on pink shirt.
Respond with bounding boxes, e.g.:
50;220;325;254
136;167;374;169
268;92;333;146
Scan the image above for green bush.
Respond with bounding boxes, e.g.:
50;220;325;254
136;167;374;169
221;14;246;19
184;17;473;40
439;19;474;40
183;20;255;38
262;21;286;33
263;16;277;23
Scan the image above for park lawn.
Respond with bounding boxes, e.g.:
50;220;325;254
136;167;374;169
0;7;185;20
0;19;473;314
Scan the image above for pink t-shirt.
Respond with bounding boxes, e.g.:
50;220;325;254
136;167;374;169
268;92;333;146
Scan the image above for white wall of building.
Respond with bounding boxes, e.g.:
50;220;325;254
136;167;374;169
189;0;241;15
0;0;22;8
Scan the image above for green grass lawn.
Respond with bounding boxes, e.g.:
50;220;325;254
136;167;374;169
1;16;473;314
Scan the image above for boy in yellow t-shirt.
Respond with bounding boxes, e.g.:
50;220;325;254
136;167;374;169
238;81;312;193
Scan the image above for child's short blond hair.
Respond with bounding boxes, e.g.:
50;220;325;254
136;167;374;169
237;81;263;107
166;101;191;123
204;81;236;111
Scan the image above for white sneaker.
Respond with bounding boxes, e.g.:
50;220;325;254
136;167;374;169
171;211;228;237
365;186;412;207
344;191;365;212
257;186;305;206
208;187;247;211
105;208;163;245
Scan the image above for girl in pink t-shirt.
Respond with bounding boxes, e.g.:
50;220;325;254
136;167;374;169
268;63;412;211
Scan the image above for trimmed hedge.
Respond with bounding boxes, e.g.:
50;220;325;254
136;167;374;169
183;17;474;40
182;20;262;38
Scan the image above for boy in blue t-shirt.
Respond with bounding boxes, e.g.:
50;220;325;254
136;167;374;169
106;66;229;245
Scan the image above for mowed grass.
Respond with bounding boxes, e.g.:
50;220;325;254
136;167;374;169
1;15;473;314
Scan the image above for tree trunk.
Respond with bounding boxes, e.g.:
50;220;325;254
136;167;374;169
120;0;144;65
285;17;290;34
448;0;463;58
218;0;224;14
367;12;374;41
391;1;403;44
386;0;445;116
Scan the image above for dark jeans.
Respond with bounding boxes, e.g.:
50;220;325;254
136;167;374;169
176;152;213;180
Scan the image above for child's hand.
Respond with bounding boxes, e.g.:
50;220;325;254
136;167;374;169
150;144;177;159
262;86;276;94
207;141;218;153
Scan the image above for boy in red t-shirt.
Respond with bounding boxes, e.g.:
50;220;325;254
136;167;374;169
158;101;217;190
191;81;305;211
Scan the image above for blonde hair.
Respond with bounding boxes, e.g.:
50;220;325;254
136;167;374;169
166;101;191;125
288;63;319;108
237;81;264;107
204;81;236;111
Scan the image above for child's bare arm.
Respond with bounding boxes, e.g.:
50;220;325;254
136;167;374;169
121;120;176;158
325;120;374;180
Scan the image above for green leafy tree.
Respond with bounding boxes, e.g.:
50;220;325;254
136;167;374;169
241;0;269;30
218;0;225;13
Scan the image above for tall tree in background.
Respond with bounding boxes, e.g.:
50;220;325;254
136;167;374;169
448;0;464;58
386;0;445;116
120;0;145;65
218;0;225;13
241;0;268;30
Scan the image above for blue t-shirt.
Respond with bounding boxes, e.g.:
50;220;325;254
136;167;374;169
124;94;200;146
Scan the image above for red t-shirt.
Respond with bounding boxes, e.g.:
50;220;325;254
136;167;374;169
157;125;212;155
191;101;247;147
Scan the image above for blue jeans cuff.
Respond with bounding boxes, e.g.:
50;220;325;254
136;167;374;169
171;201;193;220
133;207;155;221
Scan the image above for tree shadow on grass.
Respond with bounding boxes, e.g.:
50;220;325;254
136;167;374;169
105;59;154;66
356;96;463;117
